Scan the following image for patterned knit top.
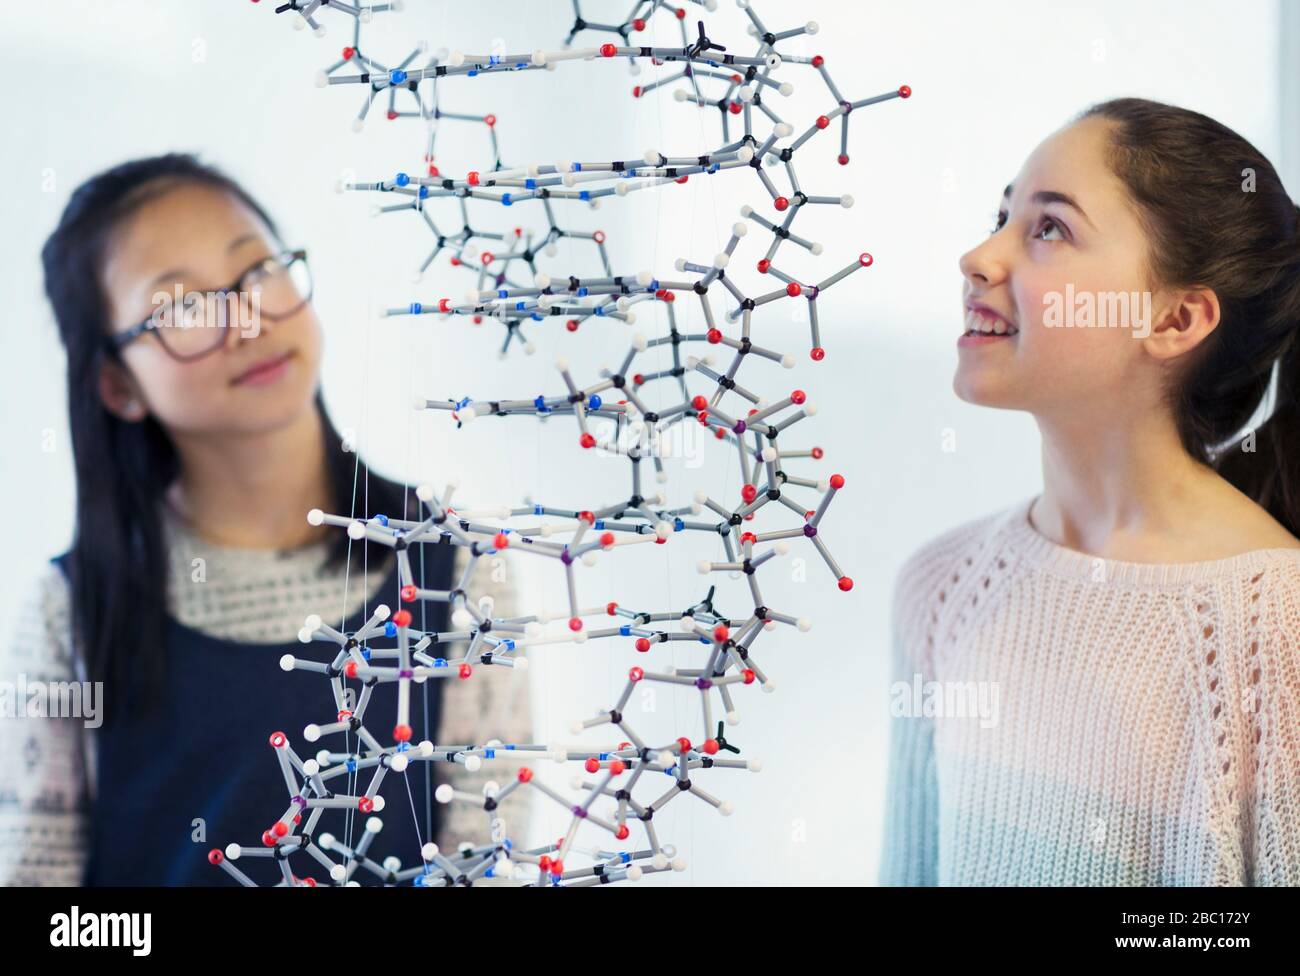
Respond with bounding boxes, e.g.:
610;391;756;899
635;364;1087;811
878;495;1300;886
0;503;533;885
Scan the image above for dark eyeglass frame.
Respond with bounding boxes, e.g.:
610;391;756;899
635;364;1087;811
105;248;312;363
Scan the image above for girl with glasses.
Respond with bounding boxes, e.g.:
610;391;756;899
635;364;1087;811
1;153;534;885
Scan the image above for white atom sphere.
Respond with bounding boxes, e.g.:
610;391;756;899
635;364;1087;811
569;720;583;735
739;204;754;218
643;149;659;164
632;333;647;351
390;753;409;773
304;724;321;742
805;402;819;416
535;272;552;289
554;355;569;371
448;51;466;67
627;865;643;881
624;311;636;325
318;833;335;850
371;795;386;812
304;613;322;632
720;801;735;817
303;759;319;776
737;146;754;164
330;865;346;882
418;741;434;757
697;560;712;575
531;50;546;66
225;843;242;860
514;657;530;672
544;242;558;257
763;680;776;693
315;750;331;765
798;617;812;632
383;856;401;873
279;654;295;671
574;629;589;644
766;54;782;69
810;242;824;256
726;710;739;725
774;121;793;138
458;405;478;422
748;759;764;773
733;221;748;237
581;552;597;567
347;520;366;540
840;194;855;208
713;252;730;269
297;627;312;644
422;842;438;861
351;118;364;134
635;269;653;286
652;853;669;870
452;607;473;629
807;20;820;34
416;483;434;501
374;604;391;621
292;16;306;30
673;88;689;101
762;445;778;461
366;817;383;834
307;508;325;526
464;755;482;773
775;541;790;556
674;257;687;271
778;82;793;97
551;748;568;763
314;71;328;89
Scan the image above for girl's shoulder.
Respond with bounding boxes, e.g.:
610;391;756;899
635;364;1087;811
5;555;77;678
892;497;1030;616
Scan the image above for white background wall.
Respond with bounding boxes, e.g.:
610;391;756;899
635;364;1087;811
0;0;1289;884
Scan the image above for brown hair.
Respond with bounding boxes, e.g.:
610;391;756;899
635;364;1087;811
1076;97;1300;537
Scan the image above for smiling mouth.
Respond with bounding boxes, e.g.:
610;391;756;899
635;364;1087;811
232;350;295;385
962;308;1019;338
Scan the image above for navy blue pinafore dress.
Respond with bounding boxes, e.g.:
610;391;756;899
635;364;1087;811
53;538;456;886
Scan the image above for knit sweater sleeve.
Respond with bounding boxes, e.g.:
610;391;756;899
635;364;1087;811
0;563;90;887
877;511;1005;886
1246;557;1300;885
435;547;535;855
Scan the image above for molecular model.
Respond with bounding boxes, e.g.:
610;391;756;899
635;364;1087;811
214;0;909;886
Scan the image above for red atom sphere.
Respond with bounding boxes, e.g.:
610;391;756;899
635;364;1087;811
757;259;770;273
713;625;729;643
400;585;417;602
677;737;692;754
269;731;286;748
838;154;850;165
580;433;596;449
635;637;650;652
208;849;223;865
518;767;534;782
606;602;619;615
359;797;373;813
392;609;412;627
791;389;806;404
707;328;722;344
741;484;758;504
493;532;510;549
393;724;412;742
810;347;826;361
774;196;789;212
812;446;824;459
838;576;854;592
830;474;845;489
899;85;911;98
459;663;473;679
484;114;496;126
629;666;644;681
600;43;617;57
568;617;584;632
815;115;829;129
859;252;873;266
585;757;600;773
566;319;579;332
703;739;720;755
786;282;802;297
742;669;756;684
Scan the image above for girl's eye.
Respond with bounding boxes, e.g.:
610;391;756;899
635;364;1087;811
1033;216;1066;242
989;210;1007;235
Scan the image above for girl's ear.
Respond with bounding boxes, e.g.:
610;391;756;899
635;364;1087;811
98;357;148;421
1142;286;1220;363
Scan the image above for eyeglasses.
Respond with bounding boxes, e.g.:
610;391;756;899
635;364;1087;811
106;249;313;363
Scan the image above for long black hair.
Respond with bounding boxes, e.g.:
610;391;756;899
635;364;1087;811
41;153;413;722
1075;98;1300;538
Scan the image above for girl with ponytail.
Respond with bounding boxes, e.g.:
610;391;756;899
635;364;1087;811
881;98;1300;886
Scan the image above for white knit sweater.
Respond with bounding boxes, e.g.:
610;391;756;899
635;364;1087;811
0;505;534;886
879;495;1300;886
